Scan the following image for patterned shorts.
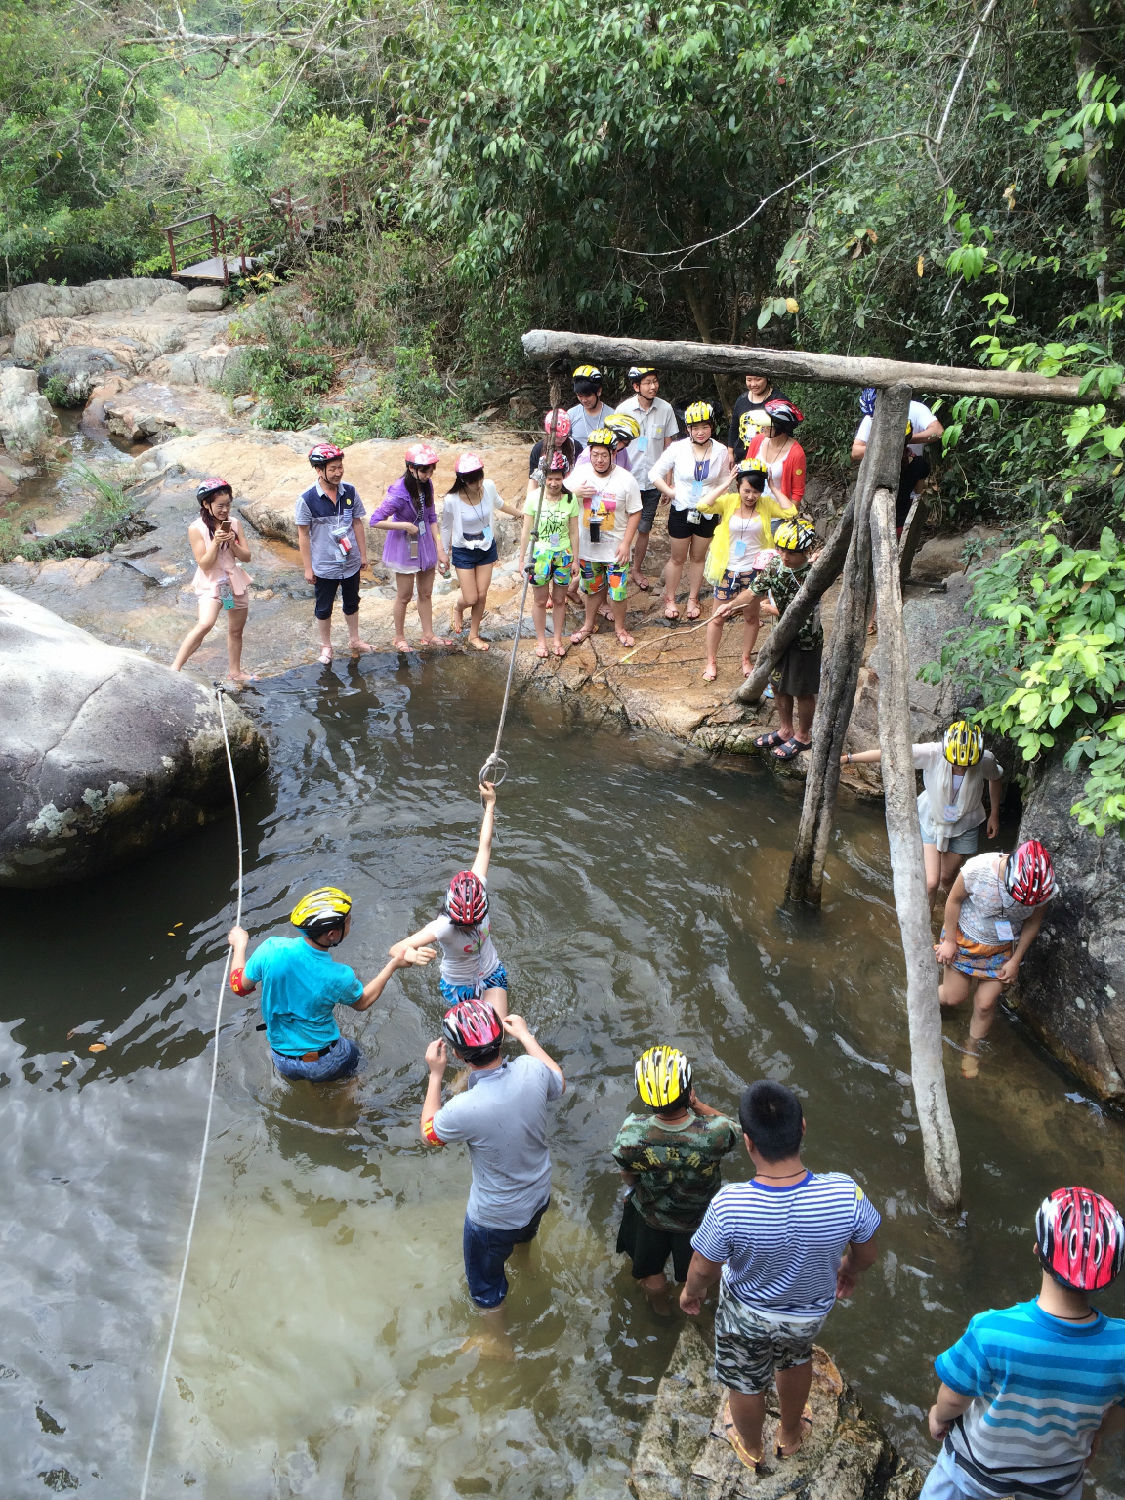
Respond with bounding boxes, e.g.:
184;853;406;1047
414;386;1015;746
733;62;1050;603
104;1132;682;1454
580;558;629;602
531;546;573;587
714;1283;825;1395
713;568;758;603
938;926;1011;979
438;964;509;1006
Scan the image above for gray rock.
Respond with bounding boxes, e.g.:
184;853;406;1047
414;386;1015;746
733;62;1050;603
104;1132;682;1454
0;367;63;461
0;278;182;336
186;285;228;312
0;587;268;888
630;1324;921;1500
1011;754;1125;1103
231;395;258;416
38;346;126;406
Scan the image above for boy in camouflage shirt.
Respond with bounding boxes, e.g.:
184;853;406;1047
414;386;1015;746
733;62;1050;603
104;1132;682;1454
749;518;822;761
612;1046;739;1313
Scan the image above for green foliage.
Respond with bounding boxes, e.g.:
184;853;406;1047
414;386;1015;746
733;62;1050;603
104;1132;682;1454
923;520;1125;834
0;464;147;563
220;304;335;430
42;374;82;408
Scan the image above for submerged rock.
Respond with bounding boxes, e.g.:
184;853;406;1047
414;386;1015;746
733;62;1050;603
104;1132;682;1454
1012;754;1125;1104
0;587;268;888
630;1324;922;1500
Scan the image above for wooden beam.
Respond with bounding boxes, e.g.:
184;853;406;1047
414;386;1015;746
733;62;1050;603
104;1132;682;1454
784;385;913;907
868;479;963;1212
521;330;1122;407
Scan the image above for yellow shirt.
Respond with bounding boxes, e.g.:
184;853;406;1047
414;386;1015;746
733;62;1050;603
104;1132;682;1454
698;491;796;584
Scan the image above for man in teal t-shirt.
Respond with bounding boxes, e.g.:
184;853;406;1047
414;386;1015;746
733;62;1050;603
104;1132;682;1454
227;885;434;1082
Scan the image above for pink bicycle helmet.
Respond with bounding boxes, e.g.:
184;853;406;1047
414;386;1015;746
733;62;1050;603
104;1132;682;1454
1036;1186;1124;1291
547;450;571;474
404;442;439;468
1004;840;1056;906
308;443;344;468
455;451;485;476
441;998;503;1061
543;408;571;439
446;870;488;926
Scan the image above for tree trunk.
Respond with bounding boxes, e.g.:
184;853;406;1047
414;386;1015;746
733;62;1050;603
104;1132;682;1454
784;385;913;907
521;330;1123;406
898;495;929;587
736;498;854;705
1065;0;1119;304
868;481;963;1212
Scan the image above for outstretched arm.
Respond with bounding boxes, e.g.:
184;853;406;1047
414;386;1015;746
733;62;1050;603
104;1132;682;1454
502;1014;565;1088
420;1038;448;1145
471;781;497;881
354;945;436;1012
389;922;441;960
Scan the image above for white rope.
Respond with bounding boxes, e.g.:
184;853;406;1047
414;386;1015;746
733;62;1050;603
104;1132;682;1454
139;687;244;1499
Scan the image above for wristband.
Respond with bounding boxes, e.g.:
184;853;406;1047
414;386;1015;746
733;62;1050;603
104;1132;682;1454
421;1116;443;1146
229;966;252;996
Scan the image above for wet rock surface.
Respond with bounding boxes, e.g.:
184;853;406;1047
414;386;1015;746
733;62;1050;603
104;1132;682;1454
1012;754;1125;1104
0;366;63;461
0;586;268;888
630;1325;922;1500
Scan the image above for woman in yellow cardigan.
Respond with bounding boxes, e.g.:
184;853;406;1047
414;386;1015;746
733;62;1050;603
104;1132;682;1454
698;459;796;682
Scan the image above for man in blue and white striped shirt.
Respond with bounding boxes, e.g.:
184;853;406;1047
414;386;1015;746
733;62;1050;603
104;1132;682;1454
680;1079;881;1472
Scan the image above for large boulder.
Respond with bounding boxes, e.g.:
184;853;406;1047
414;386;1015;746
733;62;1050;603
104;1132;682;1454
0;366;63;461
0;587;268;888
0;278;182;336
1011;755;1125;1104
37;345;127;406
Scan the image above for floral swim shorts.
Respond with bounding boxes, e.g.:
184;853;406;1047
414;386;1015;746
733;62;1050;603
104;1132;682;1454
531;546;573;587
580;559;629;602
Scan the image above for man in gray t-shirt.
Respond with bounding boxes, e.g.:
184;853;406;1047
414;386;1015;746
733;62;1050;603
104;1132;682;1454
421;1001;565;1319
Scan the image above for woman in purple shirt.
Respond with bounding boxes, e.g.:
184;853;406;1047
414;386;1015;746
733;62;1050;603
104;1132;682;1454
369;443;452;650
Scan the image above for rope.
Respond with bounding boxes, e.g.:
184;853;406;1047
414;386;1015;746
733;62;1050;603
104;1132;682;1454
139;686;244;1500
479;383;565;786
618;614;714;664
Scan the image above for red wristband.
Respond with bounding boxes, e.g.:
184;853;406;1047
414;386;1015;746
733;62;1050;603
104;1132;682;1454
229;966;252;996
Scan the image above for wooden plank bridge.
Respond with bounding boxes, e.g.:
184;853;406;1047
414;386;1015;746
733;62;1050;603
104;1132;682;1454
162;181;351;286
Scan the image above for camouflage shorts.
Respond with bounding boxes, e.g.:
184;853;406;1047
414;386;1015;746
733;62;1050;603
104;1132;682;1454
714;1283;825;1394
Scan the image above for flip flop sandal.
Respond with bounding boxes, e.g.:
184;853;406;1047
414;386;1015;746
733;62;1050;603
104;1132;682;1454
754;729;787;750
634;578;653;591
663;604;681;622
685;603;702;621
722;1401;765;1474
570;626;595;645
775;1407;813;1459
773;736;813;761
615;631;636;647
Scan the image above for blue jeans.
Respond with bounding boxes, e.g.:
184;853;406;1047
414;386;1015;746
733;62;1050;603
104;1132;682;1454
463;1198;550;1308
269;1035;360;1082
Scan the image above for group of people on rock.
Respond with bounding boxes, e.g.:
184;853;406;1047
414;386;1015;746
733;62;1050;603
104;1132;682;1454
224;798;1122;1497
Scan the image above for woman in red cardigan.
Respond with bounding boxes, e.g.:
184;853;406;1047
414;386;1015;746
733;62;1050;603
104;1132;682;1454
747;397;807;510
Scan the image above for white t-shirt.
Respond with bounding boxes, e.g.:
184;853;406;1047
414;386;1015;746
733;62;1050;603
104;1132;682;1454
432;877;502;985
563;462;643;563
440;480;503;553
614;394;679;489
957;853;1056;945
566;401;617;446
854;400;937;458
649;437;731;511
911;742;1003;848
727;511;767;572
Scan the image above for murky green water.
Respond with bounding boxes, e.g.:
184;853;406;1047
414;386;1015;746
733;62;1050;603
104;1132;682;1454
1;657;1121;1499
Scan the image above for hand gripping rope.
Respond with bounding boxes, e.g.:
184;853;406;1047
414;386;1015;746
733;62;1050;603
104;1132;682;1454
478;380;566;788
139;686;244;1500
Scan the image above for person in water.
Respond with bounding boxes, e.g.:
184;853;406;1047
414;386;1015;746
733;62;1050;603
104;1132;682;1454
228;887;433;1082
421;998;565;1340
389;781;509;1018
919;1186;1125;1500
172;477;257;682
612;1046;738;1314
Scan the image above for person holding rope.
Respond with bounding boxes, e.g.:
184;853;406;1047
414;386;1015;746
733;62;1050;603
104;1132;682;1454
389;782;510;1019
228;887;434;1083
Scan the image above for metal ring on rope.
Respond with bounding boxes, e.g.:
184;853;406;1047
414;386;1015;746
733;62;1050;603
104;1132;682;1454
479;753;509;786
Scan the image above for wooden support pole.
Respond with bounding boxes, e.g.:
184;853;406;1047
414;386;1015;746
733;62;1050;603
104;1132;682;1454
521;329;1123;406
736;498;853;706
784;385;912;908
868;478;963;1211
897;494;929;588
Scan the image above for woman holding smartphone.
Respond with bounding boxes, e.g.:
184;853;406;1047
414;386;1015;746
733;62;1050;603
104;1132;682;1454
172;476;256;681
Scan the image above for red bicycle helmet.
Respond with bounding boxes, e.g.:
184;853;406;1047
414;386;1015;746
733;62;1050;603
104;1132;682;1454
763;397;804;429
196;477;233;504
441;998;504;1060
446;870;488;926
1004;840;1056;906
1036;1186;1124;1291
543;408;571;439
308;443;344;468
547;450;571;474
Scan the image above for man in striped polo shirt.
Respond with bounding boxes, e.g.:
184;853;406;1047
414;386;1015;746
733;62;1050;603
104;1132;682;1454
920;1186;1125;1500
680;1079;881;1472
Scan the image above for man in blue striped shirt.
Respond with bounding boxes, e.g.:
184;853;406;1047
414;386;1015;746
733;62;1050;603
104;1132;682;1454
920;1186;1125;1500
681;1079;881;1472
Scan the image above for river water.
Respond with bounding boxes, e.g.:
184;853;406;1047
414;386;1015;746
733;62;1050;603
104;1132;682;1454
1;655;1121;1499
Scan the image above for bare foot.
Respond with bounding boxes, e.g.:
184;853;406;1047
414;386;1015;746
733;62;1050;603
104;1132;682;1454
703;662;718;682
468;636;491;652
535;642;549;658
450;613;465;634
349;639;373;654
317;647;333;665
741;657;755;676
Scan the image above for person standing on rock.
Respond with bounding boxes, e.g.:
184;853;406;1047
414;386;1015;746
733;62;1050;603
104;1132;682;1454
728;370;791;463
368;442;452;652
649;400;732;622
519;450;580;659
441;452;523;652
680;1079;881;1475
172;477;257;682
295;443;374;666
841;721;1004;908
228;886;435;1083
615;366;680;592
919;1186;1125;1500
563;427;644;649
566;364;617;447
749;517;822;761
612;1046;739;1315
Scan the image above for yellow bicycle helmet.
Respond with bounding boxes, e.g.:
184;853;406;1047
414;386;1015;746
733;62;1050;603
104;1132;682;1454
635;1046;692;1109
572;364;602;380
774;518;817;552
684;400;718;429
943;720;983;767
587;426;615;448
290;886;353;935
605;412;641;444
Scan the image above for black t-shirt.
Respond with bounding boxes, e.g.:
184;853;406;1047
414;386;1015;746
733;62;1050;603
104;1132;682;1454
728;385;790;461
529;436;583;475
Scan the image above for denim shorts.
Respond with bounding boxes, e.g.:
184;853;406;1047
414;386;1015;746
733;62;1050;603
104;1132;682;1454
438;964;508;1005
269;1035;360;1082
637;488;661;535
451;542;499;570
918;794;981;855
463;1198;550;1307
